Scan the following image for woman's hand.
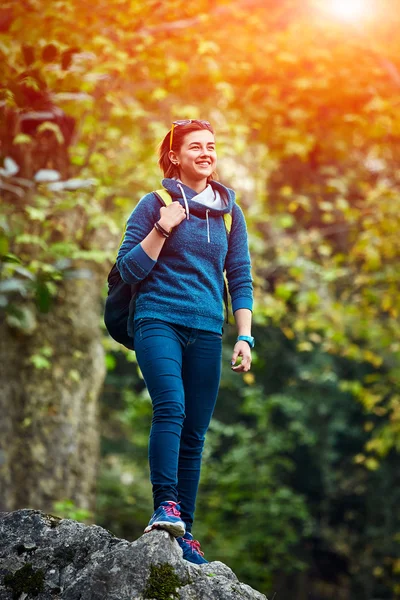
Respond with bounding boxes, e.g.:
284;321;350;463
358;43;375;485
159;202;186;232
231;341;252;373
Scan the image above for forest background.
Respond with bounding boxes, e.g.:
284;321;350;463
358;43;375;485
1;0;400;598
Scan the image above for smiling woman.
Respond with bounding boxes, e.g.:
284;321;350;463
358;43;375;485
115;119;254;565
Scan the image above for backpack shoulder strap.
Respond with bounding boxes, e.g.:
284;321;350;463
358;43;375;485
117;189;173;251
222;210;233;325
118;222;128;249
154;188;174;206
223;212;232;235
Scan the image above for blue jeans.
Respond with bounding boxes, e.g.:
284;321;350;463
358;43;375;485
134;318;222;532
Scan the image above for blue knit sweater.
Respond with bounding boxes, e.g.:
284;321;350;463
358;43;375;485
116;178;253;335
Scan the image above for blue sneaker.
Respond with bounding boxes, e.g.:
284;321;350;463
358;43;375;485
144;501;186;537
177;532;208;564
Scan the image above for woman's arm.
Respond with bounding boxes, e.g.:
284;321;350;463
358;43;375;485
224;204;254;373
224;204;253;314
234;307;252;337
117;194;185;283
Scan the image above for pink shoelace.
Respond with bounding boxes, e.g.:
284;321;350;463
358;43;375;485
185;538;205;557
164;501;181;517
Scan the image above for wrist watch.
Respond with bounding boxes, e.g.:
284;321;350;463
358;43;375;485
236;335;255;349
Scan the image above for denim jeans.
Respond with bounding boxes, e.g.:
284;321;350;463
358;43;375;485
134;317;222;532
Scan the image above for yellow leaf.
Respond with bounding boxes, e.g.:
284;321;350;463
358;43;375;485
282;327;295;339
280;185;292;197
297;341;313;352
365;457;379;471
37;122;64;144
243;373;255;385
354;454;365;464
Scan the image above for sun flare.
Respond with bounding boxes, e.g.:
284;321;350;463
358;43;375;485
326;0;370;21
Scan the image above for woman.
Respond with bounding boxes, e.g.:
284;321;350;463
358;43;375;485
116;119;254;564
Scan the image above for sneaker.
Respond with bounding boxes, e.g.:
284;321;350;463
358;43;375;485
177;532;208;564
144;500;186;537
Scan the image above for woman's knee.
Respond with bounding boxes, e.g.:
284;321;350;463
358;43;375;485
152;399;185;425
180;429;206;452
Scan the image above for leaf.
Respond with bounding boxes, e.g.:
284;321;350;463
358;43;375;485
276;214;295;229
53;92;93;102
35;281;53;312
6;305;37;333
15;234;48;250
22;44;35;66
105;353;117;371
42;43;58;63
25;206;47;221
63;268;94;279
34;169;61;182
47;178;96;191
61;47;80;70
30;354;51;369
19;75;40;91
0;9;14;33
36;122;65;144
69;369;81;382
0;156;19;177
13;133;33;145
0;181;24;197
10;266;35;280
0;278;29;295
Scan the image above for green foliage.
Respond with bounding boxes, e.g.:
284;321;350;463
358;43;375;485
52;499;93;524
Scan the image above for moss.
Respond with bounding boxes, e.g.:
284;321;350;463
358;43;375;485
4;563;45;599
43;512;63;528
143;563;190;600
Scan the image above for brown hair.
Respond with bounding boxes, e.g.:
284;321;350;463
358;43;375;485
158;121;218;181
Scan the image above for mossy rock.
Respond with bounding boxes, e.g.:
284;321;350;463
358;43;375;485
4;563;45;599
143;563;190;600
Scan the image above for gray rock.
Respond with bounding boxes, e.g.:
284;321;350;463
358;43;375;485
0;509;267;600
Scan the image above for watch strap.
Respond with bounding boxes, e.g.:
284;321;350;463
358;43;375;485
236;335;255;349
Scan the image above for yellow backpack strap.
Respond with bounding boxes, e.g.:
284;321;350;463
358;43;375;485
223;212;232;235
154;188;174;206
222;211;233;324
118;190;173;250
118;222;128;249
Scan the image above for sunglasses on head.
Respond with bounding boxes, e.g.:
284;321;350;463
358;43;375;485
170;120;212;150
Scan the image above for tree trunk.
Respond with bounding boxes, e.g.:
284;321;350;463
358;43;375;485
0;268;106;514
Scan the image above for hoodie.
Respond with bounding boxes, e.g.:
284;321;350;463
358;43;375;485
116;178;253;335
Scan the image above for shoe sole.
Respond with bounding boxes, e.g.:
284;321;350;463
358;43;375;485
144;520;185;537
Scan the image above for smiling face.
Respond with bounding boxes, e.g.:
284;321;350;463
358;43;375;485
169;129;217;191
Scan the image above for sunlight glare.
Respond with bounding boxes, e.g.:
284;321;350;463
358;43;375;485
327;0;370;21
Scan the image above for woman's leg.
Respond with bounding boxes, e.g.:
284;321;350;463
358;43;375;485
178;330;222;532
134;318;187;509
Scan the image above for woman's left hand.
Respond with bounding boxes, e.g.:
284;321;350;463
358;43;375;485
231;341;252;373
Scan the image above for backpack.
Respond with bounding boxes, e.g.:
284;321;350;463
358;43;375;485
104;189;232;350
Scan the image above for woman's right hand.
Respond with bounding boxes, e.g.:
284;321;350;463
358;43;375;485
158;202;186;232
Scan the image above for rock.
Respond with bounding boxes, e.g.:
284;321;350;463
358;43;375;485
0;509;267;600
